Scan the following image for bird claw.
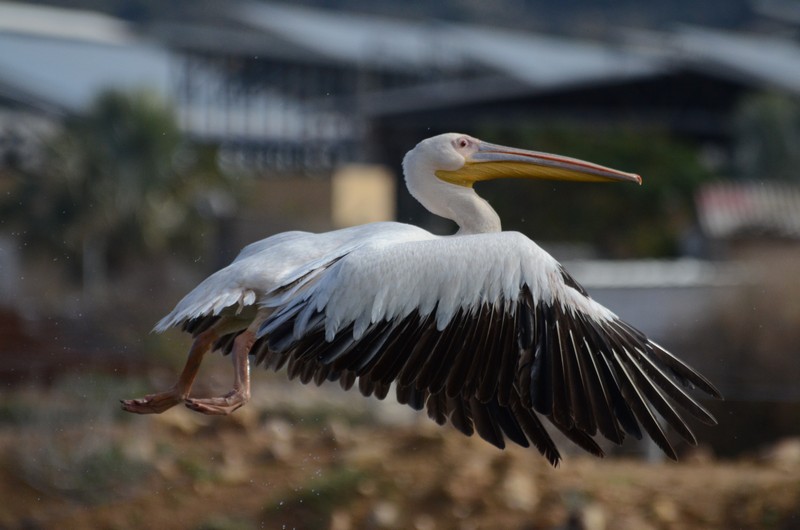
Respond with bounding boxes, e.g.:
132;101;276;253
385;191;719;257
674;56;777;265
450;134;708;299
184;392;248;416
120;390;182;414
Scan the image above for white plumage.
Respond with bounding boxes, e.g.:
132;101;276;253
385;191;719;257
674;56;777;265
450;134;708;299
152;224;418;332
261;231;614;342
124;133;720;465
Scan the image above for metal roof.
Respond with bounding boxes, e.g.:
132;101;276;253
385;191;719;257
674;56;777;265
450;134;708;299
3;1;800;132
0;33;172;112
232;3;800;103
0;1;134;45
625;25;800;95
146;21;323;63
0;2;172;112
233;2;463;71
233;1;661;86
672;27;800;94
449;23;662;88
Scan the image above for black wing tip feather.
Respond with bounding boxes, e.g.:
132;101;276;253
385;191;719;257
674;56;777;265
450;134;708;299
256;273;722;465
556;423;606;459
182;314;221;336
640;334;723;401
518;276;722;459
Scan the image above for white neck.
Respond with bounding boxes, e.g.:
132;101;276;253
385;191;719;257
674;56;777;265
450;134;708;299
403;154;501;235
439;185;502;234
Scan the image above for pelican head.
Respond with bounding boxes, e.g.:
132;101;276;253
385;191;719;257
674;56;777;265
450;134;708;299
403;133;641;234
409;133;641;187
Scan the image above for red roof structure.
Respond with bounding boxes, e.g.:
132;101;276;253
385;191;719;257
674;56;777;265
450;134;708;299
696;181;800;239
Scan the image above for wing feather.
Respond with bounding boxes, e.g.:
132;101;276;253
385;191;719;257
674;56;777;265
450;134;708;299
448;396;475;437
573;316;624;443
255;231;719;464
530;303;554;416
462;304;500;399
495;309;518;407
367;313;435;385
445;304;491;398
550;312;573;428
510;397;561;466
416;308;468;392
584;320;644;439
563;325;596;434
470;396;506;449
397;316;444;388
476;307;506;403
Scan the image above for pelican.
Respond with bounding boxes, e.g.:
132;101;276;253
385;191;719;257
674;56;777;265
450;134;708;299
122;133;720;465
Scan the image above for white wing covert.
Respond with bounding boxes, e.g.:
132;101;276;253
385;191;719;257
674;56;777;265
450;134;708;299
152;223;429;336
255;232;721;465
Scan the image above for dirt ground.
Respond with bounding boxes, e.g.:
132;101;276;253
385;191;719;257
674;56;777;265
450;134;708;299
1;369;799;530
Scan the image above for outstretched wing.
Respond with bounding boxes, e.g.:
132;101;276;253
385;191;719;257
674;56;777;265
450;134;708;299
256;231;721;465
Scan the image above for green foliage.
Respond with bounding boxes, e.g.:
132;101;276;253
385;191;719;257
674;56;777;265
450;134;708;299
263;466;364;529
734;92;800;182
10;374;154;504
177;455;219;483
261;403;376;427
195;516;254;530
475;125;714;257
2;89;234;289
0;395;36;425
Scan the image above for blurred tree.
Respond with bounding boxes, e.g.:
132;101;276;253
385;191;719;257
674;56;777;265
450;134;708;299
475;125;714;257
733;92;800;182
1;90;234;300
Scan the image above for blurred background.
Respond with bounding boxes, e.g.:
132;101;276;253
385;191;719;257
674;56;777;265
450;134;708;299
1;0;800;528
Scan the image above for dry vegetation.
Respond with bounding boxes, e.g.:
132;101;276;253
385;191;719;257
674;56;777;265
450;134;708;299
1;365;799;530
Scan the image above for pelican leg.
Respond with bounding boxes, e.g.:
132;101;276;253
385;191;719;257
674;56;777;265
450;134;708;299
121;328;218;414
183;324;256;416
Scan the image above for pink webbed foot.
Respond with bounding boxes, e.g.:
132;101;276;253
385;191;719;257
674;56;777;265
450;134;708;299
184;390;249;415
121;389;183;414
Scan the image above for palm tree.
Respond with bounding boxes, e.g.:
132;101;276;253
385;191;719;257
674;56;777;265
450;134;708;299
3;89;234;301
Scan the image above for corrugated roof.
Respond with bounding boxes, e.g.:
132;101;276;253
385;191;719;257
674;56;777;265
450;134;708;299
232;4;800;102
233;1;660;86
673;27;800;94
0;2;172;112
626;26;800;95
0;2;134;45
147;21;321;62
0;32;172;112
449;23;661;88
235;2;454;71
696;182;800;239
3;0;800;140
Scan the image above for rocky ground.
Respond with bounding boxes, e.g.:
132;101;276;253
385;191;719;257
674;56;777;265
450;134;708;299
1;368;799;530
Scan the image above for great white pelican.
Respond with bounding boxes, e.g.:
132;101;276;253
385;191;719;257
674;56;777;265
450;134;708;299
122;133;720;465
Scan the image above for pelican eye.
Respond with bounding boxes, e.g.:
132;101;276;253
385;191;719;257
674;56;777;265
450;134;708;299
456;138;469;149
